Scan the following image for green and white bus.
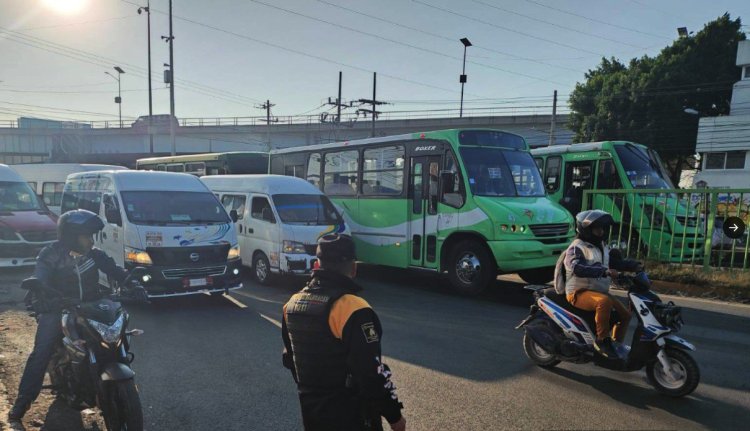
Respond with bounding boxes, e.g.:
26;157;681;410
136;151;268;176
531;141;704;262
271;129;574;294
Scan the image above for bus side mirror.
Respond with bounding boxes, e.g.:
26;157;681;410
441;172;456;194
229;209;239;223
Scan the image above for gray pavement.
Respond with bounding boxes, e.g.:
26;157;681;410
2;265;750;430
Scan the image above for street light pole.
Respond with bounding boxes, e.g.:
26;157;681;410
163;0;176;156
138;1;153;153
106;66;125;128
459;37;472;118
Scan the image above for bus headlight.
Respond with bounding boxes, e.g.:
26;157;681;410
228;245;241;260
125;247;153;265
283;240;306;254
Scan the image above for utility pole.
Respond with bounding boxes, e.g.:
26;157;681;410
257;100;277;172
459;37;472;118
138;1;153;153
337;71;342;123
548;90;557;147
356;73;387;138
162;0;176;156
105;67;125;128
323;71;353;140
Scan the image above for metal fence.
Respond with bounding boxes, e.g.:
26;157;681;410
582;188;750;271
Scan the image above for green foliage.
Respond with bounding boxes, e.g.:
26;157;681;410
568;14;746;183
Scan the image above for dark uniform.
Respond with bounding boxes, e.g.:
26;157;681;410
282;268;403;431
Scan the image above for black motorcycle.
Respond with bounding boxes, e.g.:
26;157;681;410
22;267;149;431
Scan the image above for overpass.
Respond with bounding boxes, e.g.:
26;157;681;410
0;113;572;167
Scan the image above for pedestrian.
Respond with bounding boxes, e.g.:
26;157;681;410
282;233;406;431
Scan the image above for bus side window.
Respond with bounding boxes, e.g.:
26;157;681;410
156;164;166;171
596;159;622;189
534;157;544;174
544;156;562;193
307;153;322;189
42;182;64;207
441;152;464;208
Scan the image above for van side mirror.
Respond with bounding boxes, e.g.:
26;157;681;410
441;172;456;194
229;209;239;223
103;194;122;227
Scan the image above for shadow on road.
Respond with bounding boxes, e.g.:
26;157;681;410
40;398;102;431
548;367;748;430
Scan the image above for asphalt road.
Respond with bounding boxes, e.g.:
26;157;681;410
2;266;750;430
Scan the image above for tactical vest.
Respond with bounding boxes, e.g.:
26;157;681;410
285;283;351;392
565;239;611;296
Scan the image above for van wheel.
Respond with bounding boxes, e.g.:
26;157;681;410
446;240;496;296
518;268;554;285
252;252;273;285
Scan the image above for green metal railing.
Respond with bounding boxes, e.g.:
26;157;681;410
582;188;750;271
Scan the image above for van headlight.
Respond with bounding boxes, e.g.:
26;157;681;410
283;240;306;254
125;247;153;265
228;244;241;260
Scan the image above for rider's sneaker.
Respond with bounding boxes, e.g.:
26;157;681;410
594;337;619;359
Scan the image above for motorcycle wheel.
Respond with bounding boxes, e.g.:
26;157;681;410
646;349;700;398
523;331;560;368
103;380;144;431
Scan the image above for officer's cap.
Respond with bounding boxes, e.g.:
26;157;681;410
316;233;356;263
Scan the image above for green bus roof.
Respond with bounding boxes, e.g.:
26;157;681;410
136;151;267;166
530;141;646;157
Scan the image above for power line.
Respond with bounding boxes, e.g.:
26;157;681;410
520;0;671;40
468;0;646;49
15;15;138;32
247;0;570;86
410;0;604;56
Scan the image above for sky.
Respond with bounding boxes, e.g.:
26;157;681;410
0;0;748;124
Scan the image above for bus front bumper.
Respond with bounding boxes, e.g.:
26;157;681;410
487;239;571;272
277;253;318;276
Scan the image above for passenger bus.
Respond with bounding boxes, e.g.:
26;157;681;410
531;141;704;262
11;163;127;215
271;129;575;295
136;152;268;176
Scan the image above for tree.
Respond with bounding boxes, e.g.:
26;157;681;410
568;14;746;185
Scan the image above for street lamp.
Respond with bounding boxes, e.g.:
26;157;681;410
138;1;154;153
459;37;472;118
105;66;125;128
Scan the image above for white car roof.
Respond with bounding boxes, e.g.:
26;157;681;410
0;164;26;182
201;174;323;196
69;170;210;192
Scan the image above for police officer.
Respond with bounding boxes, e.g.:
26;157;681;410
7;210;147;427
282;234;406;431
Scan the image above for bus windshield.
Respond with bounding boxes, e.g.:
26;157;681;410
121;191;230;225
272;194;342;225
0;181;43;211
459;148;545;197
615;144;674;189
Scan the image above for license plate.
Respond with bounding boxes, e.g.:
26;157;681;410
189;278;208;287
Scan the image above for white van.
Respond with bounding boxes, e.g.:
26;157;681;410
201;175;348;284
62;170;242;297
0;164;57;267
12;164;128;215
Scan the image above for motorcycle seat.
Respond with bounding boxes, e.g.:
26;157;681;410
542;288;622;331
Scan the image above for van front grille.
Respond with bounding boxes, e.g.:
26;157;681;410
162;266;227;279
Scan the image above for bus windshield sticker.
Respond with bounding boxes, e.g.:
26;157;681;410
488;168;502;179
170;214;191;222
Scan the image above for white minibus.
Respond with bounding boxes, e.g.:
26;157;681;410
201;175;348;284
12;164;127;215
62;170;242;297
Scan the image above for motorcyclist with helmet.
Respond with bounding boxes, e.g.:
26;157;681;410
563;210;642;359
7;209;148;427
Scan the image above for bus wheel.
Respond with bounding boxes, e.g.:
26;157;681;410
447;240;496;296
518;268;554;285
252;252;274;285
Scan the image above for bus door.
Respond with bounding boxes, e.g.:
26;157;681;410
409;156;441;268
561;161;594;215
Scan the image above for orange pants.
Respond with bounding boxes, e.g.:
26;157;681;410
567;290;631;342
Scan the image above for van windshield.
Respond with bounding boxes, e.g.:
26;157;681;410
272;194;342;225
0;181;43;211
121;191;229;225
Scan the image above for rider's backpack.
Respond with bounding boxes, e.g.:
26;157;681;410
553;251;567;294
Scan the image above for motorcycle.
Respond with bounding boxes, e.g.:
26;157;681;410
516;271;700;397
22;267;149;431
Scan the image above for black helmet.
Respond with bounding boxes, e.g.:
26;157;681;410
58;209;104;252
316;233;356;264
575;210;614;243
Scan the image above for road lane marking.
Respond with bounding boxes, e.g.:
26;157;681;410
259;313;282;328
232;289;285;305
222;294;248;309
